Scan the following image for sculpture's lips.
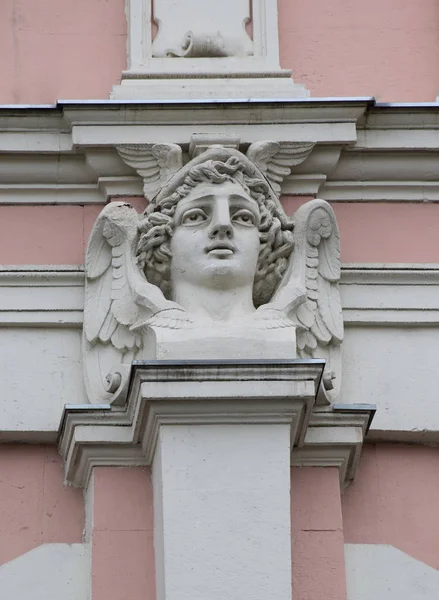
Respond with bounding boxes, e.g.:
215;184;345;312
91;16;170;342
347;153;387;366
206;241;235;255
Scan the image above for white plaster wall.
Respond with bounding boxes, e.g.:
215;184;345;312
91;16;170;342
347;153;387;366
0;543;88;600
340;326;439;438
0;267;438;440
345;544;439;600
0;328;87;440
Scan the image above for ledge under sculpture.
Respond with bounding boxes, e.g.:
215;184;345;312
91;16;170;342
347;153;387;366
83;144;343;405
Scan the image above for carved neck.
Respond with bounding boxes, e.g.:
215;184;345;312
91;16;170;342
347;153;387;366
171;281;255;322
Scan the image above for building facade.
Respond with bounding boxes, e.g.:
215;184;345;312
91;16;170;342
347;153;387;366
0;1;438;599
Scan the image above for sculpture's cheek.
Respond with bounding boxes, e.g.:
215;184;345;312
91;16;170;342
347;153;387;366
169;222;260;290
169;225;209;283
232;226;260;271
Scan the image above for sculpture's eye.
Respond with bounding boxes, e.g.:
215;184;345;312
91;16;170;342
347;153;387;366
232;209;256;226
181;208;208;225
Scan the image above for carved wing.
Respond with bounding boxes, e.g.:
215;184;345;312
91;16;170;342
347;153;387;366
270;199;343;403
83;202;175;404
246;141;315;197
116;144;183;200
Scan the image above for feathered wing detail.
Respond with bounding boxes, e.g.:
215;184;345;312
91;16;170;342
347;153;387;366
269;199;343;404
246;141;315;197
116;144;183;200
83;202;175;404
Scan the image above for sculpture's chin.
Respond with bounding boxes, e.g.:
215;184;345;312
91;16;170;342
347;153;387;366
201;264;249;286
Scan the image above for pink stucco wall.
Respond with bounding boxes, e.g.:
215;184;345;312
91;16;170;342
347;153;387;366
1;199;437;265
0;0;126;104
291;467;347;600
1;445;434;594
91;467;155;600
292;446;439;595
343;443;439;570
1;0;438;104
91;465;348;600
0;445;84;565
278;0;439;102
282;198;439;263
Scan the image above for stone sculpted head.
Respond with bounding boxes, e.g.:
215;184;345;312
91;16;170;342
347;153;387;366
136;153;294;307
84;144;343;406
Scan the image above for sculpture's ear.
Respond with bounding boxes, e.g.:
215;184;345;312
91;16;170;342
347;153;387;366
246;141;315;197
116;143;183;200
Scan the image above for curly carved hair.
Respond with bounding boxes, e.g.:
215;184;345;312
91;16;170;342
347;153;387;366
136;156;294;307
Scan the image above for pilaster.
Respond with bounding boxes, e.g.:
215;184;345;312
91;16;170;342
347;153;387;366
58;359;373;600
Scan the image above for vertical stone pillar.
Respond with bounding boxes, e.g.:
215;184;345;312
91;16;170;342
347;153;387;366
59;361;374;600
153;423;292;600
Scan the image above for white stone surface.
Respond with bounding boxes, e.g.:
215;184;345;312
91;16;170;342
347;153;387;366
66;104;362;147
0;100;364;204
111;76;310;101
83;148;342;405
115;0;309;99
59;361;322;487
0;544;88;600
2;264;438;440
292;410;369;486
340;266;439;325
125;0;280;70
340;326;439;438
345;544;439;600
6;264;436;326
143;321;297;360
0;266;84;325
0;327;87;440
7;102;439;203
153;423;292;600
321;148;439;202
151;0;252;58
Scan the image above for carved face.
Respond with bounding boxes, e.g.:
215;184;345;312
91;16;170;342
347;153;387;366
136;156;295;306
170;181;261;292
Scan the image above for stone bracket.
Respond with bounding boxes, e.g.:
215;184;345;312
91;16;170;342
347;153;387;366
292;404;376;487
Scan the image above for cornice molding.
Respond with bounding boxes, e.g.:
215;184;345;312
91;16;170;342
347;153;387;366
291;405;374;486
0;266;84;326
2;264;437;327
0;99;365;202
59;360;325;487
340;264;439;326
320;148;439;202
58;360;373;489
0;183;103;204
321;180;439;202
2;100;439;202
341;263;439;283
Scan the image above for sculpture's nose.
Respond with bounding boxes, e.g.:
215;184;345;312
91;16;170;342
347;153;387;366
209;199;233;239
209;221;233;239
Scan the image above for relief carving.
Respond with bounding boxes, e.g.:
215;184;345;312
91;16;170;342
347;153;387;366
151;0;253;58
83;145;343;406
